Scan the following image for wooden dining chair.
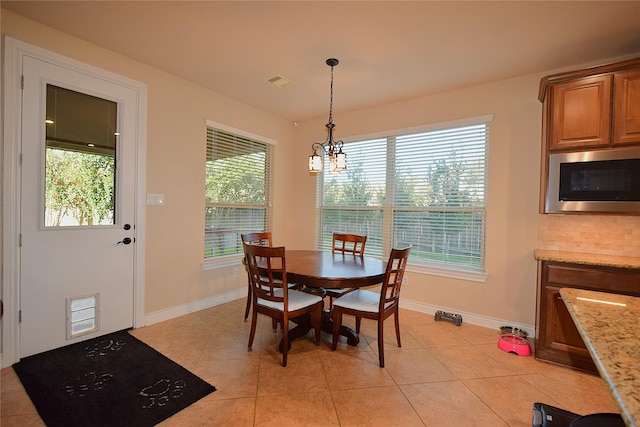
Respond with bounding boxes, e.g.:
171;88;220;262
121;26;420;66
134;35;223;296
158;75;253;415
241;232;272;321
331;246;411;367
243;242;323;367
332;232;367;256
327;233;367;309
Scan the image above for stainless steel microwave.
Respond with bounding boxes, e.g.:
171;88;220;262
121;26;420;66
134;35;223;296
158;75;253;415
545;148;640;214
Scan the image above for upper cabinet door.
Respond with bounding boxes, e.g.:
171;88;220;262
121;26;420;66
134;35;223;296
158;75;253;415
613;69;640;146
549;75;612;151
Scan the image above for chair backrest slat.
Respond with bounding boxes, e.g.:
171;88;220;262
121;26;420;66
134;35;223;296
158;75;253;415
332;233;366;257
241;231;272;247
380;246;411;309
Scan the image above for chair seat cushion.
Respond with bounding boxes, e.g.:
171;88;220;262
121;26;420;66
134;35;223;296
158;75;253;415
333;289;383;313
258;288;322;312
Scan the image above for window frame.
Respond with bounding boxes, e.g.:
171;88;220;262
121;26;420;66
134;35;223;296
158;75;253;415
315;115;492;282
203;120;276;270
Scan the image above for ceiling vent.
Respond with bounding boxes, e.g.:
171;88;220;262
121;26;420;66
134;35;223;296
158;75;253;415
267;75;294;88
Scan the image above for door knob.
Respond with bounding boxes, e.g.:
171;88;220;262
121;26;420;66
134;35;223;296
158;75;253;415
117;237;132;245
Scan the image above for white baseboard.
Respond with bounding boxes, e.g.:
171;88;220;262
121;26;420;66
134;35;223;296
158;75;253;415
141;290;534;338
400;298;535;338
143;289;246;326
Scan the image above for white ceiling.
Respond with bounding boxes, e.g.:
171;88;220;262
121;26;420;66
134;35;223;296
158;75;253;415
3;1;640;122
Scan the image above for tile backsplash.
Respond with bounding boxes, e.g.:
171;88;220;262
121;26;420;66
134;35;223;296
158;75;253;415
538;214;640;257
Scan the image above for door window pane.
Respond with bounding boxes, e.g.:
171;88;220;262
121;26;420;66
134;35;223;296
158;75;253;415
45;85;117;227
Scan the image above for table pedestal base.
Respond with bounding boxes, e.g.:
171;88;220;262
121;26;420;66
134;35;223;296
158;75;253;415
278;310;360;351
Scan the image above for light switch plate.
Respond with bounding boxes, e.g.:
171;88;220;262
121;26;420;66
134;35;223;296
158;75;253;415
146;193;165;205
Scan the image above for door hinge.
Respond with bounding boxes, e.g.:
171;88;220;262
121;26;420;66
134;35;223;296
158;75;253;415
19;152;23;167
21;75;24;90
19;233;22;247
19;310;22;322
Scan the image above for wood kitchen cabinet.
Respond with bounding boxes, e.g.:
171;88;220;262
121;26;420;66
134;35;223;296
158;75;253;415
614;68;640;146
536;261;640;374
540;58;640;152
548;75;612;150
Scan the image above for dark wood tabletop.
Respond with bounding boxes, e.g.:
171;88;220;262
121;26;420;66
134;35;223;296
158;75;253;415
284;250;386;289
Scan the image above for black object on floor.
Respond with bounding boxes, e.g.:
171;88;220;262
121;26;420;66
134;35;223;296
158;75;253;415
434;310;462;326
532;402;625;427
13;329;216;427
570;413;626;427
533;402;583;426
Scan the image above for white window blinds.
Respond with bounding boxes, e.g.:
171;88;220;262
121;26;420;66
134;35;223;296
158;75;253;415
205;126;273;259
317;119;489;272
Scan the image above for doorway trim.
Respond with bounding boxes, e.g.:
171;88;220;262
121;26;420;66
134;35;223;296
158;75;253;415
2;36;147;367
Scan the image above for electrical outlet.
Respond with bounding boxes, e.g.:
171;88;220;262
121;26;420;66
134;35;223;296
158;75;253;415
233;267;239;277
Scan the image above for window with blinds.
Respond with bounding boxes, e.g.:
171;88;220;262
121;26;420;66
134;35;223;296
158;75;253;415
205;125;273;260
316;119;489;272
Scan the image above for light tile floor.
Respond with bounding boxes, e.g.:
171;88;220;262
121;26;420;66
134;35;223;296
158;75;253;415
1;298;621;426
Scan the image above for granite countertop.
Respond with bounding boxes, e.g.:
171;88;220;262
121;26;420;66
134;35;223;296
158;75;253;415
534;249;640;269
560;288;640;427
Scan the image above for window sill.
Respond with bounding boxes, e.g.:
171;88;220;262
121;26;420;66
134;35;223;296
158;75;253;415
202;254;243;270
408;264;488;283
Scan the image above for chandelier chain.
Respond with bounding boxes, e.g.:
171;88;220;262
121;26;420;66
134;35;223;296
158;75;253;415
328;65;334;125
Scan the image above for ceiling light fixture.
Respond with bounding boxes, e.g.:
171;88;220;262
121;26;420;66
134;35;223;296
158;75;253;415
309;58;346;174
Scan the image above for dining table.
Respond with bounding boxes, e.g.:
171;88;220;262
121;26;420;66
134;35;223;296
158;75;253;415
267;249;387;348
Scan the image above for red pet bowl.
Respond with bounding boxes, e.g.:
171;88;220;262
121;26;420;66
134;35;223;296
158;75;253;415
498;334;531;356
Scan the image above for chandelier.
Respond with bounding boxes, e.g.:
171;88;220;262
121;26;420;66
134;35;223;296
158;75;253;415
308;58;347;174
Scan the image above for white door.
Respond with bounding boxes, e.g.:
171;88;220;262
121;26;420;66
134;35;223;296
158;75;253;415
20;55;137;357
